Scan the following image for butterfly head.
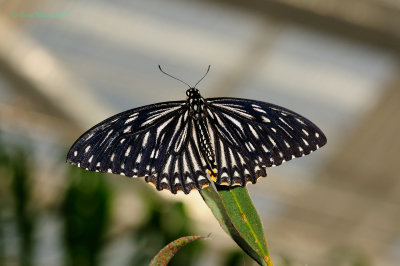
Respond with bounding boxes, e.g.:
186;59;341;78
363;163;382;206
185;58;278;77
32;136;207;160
186;88;206;120
186;87;200;98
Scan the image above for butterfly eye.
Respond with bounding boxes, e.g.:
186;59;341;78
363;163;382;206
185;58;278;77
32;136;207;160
186;90;190;96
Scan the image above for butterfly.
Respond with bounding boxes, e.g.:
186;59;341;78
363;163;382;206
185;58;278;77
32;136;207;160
67;66;327;194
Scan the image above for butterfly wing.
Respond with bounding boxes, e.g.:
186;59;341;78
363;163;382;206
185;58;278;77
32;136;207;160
205;97;327;186
67;101;210;194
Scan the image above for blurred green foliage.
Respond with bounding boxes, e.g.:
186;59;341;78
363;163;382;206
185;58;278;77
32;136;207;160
0;132;205;266
0;131;8;266
61;168;112;266
130;187;203;266
11;148;35;266
0;132;36;266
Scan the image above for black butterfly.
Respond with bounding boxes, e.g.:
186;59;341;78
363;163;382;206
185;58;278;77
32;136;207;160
67;66;327;194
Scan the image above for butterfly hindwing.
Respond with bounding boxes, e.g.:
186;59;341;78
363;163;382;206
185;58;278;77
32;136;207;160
206;97;327;186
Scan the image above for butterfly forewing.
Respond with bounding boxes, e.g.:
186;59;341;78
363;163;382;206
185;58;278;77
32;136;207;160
206;97;327;186
67;100;210;194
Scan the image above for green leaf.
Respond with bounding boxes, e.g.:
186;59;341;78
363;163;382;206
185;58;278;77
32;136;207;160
200;185;273;266
149;235;206;266
199;186;262;262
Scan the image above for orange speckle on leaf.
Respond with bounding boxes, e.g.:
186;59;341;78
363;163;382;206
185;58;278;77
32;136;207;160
264;256;273;266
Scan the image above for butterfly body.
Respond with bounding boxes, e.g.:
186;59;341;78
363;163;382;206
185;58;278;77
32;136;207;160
67;83;326;194
186;88;217;173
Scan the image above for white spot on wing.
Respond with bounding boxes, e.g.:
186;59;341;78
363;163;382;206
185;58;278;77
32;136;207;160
213;103;254;119
284;140;290;148
214;113;237;145
104;130;113;142
279;117;294;130
136;153;142;163
156;117;174;138
223;113;243;130
163;156;172;174
123;126;131;133
183;154;190;174
174;159;179;175
125;116;137;124
142;131;150;147
86;133;94;140
296;118;306;125
229;149;236;166
238;153;246;165
141;106;181;126
219;140;228;168
85;146;91;153
262;117;271;123
129;113;138;118
246;142;255;152
268;136;277;147
262;145;269;153
174;117;188;152
249;125;259;139
252;104;266;114
125;146;131;156
74;151;78;157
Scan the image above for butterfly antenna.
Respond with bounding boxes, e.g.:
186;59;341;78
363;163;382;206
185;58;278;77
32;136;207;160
194;65;211;87
158;65;191;88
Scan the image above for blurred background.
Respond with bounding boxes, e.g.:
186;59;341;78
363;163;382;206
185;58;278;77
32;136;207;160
0;0;399;265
